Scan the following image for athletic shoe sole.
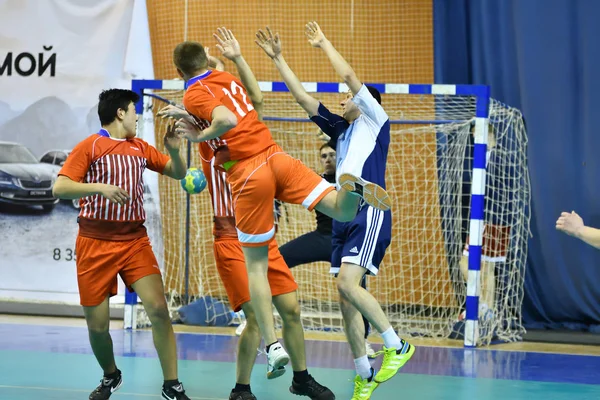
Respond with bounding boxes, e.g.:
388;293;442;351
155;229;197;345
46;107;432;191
338;173;391;212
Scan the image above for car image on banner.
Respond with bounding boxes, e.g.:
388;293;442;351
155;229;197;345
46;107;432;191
0;141;58;212
39;149;80;209
0;0;158;309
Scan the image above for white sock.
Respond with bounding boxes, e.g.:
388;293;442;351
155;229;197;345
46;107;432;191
381;327;401;349
353;355;372;380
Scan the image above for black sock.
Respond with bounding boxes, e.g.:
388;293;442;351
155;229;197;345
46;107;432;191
293;369;310;383
266;341;278;353
163;379;179;388
233;383;251;393
368;368;375;381
104;369;120;379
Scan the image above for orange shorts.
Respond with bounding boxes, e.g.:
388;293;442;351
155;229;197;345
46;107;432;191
213;238;298;312
228;144;335;247
463;225;511;262
76;235;161;307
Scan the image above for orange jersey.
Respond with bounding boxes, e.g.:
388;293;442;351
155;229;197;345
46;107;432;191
183;70;276;166
59;132;170;240
199;144;237;239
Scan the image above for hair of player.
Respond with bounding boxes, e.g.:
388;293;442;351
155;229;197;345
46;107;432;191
173;41;208;77
319;141;336;152
366;85;382;104
97;89;140;126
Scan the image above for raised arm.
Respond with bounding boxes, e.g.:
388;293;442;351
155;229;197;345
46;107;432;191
556;211;600;250
213;27;264;119
161;123;187;179
305;21;362;95
256;27;320;117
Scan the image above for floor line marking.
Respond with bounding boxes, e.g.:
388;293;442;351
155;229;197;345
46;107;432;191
0;384;227;400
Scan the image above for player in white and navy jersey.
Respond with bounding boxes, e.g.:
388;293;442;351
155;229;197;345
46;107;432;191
278;140;382;359
256;22;415;399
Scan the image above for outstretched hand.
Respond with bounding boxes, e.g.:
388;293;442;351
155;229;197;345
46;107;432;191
163;122;183;152
174;118;202;141
317;129;331;142
556;211;584;237
157;104;188;120
305;21;327;48
255;27;282;59
214;27;241;60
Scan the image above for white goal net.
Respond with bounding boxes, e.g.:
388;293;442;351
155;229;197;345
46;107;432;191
135;85;530;347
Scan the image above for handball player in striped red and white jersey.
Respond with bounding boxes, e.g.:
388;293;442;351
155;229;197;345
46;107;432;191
52;89;191;400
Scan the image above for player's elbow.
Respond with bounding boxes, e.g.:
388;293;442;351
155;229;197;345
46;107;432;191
216;114;238;131
342;72;355;83
298;96;320;117
51;180;65;199
250;93;264;108
343;73;362;93
211;106;238;134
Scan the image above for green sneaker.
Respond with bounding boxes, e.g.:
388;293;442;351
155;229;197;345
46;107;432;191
351;374;379;400
374;339;415;383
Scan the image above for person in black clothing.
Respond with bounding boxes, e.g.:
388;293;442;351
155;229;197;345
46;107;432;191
279;142;336;266
279;140;381;358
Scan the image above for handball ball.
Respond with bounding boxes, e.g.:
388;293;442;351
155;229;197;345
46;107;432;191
180;167;207;194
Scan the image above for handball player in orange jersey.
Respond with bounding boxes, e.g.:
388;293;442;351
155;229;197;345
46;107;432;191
161;23;392;386
52;89;191;400
160;28;335;400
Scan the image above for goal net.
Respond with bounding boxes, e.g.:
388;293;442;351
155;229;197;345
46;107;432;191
134;81;530;347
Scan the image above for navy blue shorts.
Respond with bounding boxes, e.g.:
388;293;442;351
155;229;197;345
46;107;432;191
331;205;392;276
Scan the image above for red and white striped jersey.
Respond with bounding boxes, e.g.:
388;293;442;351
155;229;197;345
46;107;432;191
59;132;170;240
199;144;237;239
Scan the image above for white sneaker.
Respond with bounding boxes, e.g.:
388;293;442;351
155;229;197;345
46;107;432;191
366;340;383;359
338;173;391;212
266;342;289;379
365;340;375;357
235;319;247;336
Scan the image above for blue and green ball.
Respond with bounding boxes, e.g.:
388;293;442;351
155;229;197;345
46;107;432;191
180;167;207;194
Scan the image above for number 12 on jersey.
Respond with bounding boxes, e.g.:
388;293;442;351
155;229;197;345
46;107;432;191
222;81;254;118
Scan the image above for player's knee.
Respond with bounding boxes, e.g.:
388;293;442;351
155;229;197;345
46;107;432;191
143;300;170;325
278;300;301;325
337;276;357;301
245;313;260;333
87;319;110;336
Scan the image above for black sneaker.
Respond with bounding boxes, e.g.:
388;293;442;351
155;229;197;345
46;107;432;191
162;382;190;400
229;389;257;399
89;371;123;400
289;375;335;400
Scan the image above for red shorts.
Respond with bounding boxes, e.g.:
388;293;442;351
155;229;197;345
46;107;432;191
228;144;334;247
463;225;511;262
213;238;298;312
76;235;161;306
